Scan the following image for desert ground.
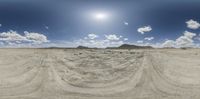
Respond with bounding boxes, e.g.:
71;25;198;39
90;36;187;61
0;48;200;99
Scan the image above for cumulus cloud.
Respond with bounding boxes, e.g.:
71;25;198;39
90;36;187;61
186;19;200;29
137;26;152;34
144;37;154;41
75;39;124;48
176;31;196;46
124;38;128;41
105;34;122;41
162;40;175;47
0;30;49;46
0;30;26;41
162;31;196;47
24;31;49;44
75;34;128;48
87;33;98;39
137;40;143;43
194;34;200;41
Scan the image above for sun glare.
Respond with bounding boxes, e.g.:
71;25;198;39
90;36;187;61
93;12;108;21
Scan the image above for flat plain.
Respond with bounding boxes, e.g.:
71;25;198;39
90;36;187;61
0;48;200;99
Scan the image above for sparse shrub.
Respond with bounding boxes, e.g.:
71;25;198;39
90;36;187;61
181;47;187;50
130;52;135;54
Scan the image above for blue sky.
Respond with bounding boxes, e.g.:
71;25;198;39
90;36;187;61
0;0;200;47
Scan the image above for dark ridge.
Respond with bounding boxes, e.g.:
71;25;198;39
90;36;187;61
39;44;153;49
118;44;153;49
106;44;153;49
106;47;117;49
180;47;192;50
76;46;90;49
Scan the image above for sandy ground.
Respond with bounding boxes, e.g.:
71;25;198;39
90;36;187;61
0;48;200;99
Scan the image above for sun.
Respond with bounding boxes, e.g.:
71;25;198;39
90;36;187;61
95;13;107;19
93;12;108;21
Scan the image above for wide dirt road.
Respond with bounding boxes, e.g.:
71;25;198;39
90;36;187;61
0;48;200;99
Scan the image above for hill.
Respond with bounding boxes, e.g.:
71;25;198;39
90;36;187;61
106;44;153;49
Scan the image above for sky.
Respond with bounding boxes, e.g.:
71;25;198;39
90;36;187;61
0;0;200;48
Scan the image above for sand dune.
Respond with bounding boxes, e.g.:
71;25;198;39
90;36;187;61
0;48;200;99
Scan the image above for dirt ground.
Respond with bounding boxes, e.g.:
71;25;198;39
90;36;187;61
0;48;200;99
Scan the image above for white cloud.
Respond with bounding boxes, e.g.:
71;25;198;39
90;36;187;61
194;34;200;41
137;40;143;43
124;38;128;41
124;21;128;26
144;37;154;41
75;39;124;48
162;40;175;47
137;26;152;34
162;31;196;47
186;19;200;29
105;34;121;40
88;33;98;39
0;24;2;27
176;31;196;47
74;34;127;48
24;31;49;44
0;30;49;46
0;30;26;41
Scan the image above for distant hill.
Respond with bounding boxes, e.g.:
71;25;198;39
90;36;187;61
76;46;89;49
118;44;153;49
106;44;153;49
40;44;153;49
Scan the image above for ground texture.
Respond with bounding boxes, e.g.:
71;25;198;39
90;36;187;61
0;49;200;99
